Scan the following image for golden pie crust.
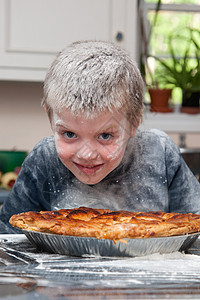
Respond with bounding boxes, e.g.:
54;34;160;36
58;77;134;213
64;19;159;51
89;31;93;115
9;207;200;242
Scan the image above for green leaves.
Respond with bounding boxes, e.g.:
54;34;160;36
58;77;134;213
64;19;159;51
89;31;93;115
152;27;200;91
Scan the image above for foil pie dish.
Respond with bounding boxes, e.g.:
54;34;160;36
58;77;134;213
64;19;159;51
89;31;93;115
23;230;200;257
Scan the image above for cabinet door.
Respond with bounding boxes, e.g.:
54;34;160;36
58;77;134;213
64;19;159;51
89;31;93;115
0;0;138;82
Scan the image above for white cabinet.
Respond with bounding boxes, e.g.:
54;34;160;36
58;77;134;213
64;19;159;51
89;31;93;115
0;0;139;82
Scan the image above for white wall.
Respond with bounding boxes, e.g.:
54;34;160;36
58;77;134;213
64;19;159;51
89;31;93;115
167;133;200;149
0;81;52;152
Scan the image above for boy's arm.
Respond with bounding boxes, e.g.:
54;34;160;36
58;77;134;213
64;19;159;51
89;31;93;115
167;147;200;214
0;138;57;234
0;164;49;234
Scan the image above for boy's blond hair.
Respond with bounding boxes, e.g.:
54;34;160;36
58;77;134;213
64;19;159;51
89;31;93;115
42;40;144;127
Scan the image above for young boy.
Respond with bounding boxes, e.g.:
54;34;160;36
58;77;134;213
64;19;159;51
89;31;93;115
0;40;200;233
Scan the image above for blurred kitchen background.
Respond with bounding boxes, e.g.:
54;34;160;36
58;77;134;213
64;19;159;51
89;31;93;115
0;0;200;193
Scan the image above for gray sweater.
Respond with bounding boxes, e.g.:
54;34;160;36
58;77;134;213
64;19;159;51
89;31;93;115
1;129;200;233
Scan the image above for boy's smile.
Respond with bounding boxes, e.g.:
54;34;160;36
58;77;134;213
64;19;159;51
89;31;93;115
73;162;104;175
51;108;136;185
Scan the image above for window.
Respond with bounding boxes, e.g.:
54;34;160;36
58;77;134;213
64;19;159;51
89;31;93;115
140;0;200;104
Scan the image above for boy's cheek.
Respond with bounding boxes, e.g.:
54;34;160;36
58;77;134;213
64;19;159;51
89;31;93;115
55;143;66;159
54;138;72;159
56;145;74;159
102;144;125;161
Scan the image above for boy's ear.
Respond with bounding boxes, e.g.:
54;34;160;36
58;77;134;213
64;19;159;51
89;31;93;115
43;104;48;113
129;121;139;138
130;126;137;138
43;104;54;132
43;104;52;121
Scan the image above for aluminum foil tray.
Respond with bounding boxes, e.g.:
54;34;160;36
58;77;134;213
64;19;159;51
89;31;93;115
23;230;200;257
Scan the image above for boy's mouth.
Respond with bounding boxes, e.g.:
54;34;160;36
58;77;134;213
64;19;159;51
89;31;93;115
73;162;104;175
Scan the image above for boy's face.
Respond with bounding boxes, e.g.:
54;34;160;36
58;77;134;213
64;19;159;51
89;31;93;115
51;108;137;185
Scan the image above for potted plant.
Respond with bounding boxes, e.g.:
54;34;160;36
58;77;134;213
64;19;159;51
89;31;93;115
153;27;200;114
140;0;173;113
148;86;173;113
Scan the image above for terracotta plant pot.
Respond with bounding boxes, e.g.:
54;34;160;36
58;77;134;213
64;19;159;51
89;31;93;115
149;88;173;113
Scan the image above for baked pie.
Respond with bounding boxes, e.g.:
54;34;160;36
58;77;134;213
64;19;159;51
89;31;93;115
9;207;200;242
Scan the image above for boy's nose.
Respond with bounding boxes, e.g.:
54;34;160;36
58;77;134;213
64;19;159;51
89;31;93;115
76;143;99;160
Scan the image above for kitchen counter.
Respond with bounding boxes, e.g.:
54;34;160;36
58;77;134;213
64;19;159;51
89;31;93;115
1;234;200;299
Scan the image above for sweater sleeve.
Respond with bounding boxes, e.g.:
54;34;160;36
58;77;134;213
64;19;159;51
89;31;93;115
165;135;200;214
0;172;39;233
0;138;53;234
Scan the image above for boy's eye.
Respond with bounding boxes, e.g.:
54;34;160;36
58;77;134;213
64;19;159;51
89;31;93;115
64;131;77;139
99;133;112;140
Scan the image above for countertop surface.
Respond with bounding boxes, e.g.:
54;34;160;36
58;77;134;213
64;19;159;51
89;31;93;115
1;234;200;299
